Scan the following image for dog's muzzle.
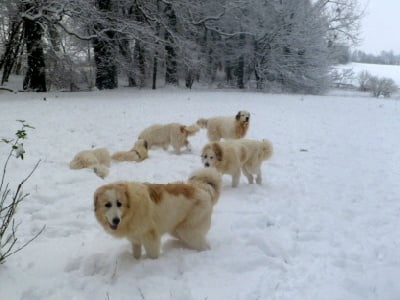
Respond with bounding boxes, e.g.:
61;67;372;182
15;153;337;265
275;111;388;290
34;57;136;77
204;162;210;167
110;217;120;230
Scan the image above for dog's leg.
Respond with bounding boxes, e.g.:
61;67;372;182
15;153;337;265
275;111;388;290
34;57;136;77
232;172;241;187
131;242;142;259
255;169;262;184
142;229;161;259
175;228;210;251
172;145;182;154
242;167;254;184
175;204;212;251
184;140;192;152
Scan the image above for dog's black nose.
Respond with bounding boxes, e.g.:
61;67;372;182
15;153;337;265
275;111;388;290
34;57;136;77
246;117;249;122
205;163;210;167
112;217;120;225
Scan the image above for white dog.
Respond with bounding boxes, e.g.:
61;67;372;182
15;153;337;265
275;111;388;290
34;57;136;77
201;139;273;187
138;123;200;154
197;110;250;142
69;147;111;178
111;139;148;162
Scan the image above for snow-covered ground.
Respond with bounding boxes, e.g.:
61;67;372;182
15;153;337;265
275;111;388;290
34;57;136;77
1;83;400;300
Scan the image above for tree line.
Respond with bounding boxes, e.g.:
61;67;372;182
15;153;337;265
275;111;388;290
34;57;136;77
0;0;362;94
351;50;400;65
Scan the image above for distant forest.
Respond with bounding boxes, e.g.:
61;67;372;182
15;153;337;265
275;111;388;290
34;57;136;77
350;50;400;65
0;0;363;94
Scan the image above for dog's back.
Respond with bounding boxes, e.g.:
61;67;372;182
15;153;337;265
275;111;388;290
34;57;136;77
139;124;170;148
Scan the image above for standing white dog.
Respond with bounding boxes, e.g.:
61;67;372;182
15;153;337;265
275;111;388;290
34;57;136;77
201;139;273;187
196;110;250;142
138;123;200;154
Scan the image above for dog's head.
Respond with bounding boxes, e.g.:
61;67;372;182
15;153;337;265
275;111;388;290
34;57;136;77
201;143;223;168
235;110;250;124
134;138;148;150
94;183;131;234
181;124;200;136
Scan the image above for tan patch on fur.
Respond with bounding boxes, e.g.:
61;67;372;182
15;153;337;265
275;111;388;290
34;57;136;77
212;143;223;161
235;121;249;139
146;184;196;204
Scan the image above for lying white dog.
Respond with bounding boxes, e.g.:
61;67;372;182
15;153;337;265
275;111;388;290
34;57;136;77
111;139;148;162
69;147;111;178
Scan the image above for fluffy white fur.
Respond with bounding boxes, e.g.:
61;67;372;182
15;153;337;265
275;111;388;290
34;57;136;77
138;123;200;154
94;168;222;259
197;110;250;142
69;147;111;178
201;139;273;187
111;139;148;162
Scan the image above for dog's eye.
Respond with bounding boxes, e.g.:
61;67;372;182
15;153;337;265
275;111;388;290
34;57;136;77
203;154;207;159
117;201;122;207
105;202;111;208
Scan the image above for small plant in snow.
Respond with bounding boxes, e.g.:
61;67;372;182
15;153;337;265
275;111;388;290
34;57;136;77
0;120;44;264
357;71;398;97
369;76;398;98
357;71;372;92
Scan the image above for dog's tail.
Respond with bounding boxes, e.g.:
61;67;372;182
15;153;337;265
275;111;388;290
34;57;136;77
260;139;273;161
182;124;200;136
188;168;222;205
196;118;208;129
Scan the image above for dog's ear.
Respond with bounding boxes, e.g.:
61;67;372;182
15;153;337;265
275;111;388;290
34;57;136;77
94;186;107;211
115;183;130;208
212;143;223;161
235;111;241;121
94;192;99;211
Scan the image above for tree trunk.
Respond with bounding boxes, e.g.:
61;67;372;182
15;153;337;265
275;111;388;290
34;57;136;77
1;21;22;85
152;55;158;90
93;36;118;90
164;4;178;85
134;41;146;87
152;1;161;90
236;33;245;89
236;54;245;89
93;0;118;90
22;18;47;92
119;39;136;87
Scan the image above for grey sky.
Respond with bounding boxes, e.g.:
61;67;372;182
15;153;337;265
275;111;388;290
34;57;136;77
357;0;400;54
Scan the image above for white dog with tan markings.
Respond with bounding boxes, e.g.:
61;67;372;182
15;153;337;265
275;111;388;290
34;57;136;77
201;139;273;187
94;168;222;259
197;110;250;142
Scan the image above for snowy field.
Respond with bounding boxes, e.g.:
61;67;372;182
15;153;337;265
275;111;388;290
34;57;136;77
350;62;400;86
1;78;400;299
335;62;400;90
